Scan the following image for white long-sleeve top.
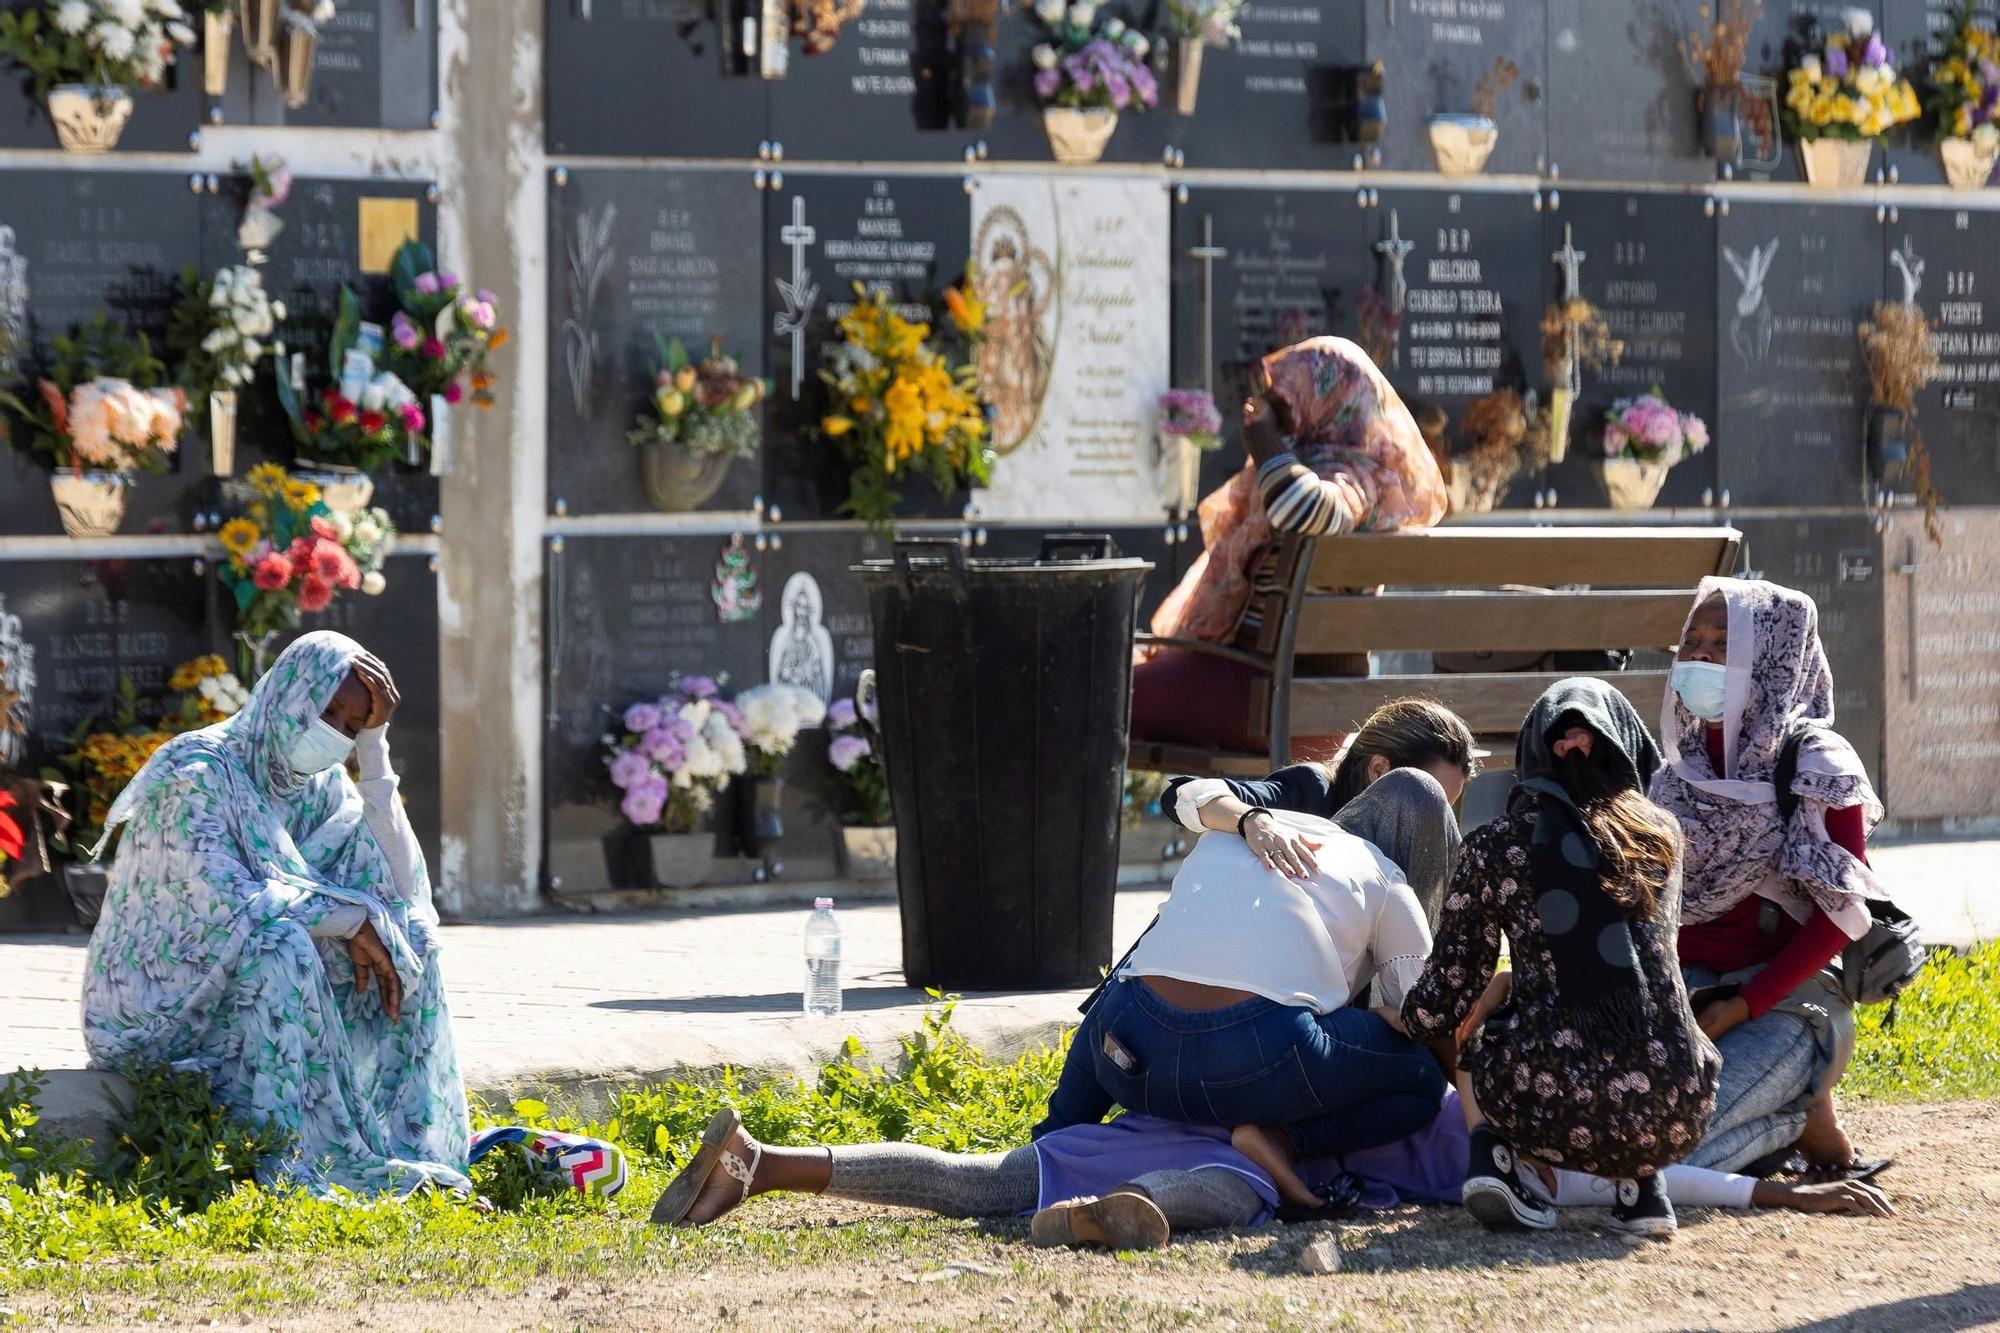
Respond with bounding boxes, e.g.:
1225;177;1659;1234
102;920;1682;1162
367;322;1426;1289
1122;810;1432;1014
308;726;424;941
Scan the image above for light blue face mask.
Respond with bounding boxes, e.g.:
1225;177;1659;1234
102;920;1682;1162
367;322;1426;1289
1670;660;1729;722
288;716;354;776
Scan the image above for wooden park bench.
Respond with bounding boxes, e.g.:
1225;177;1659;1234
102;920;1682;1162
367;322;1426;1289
1127;525;1743;779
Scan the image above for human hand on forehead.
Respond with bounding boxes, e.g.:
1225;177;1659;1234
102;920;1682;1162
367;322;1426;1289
320;653;400;736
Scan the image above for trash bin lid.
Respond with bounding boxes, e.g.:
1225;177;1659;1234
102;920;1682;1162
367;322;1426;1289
852;533;1154;579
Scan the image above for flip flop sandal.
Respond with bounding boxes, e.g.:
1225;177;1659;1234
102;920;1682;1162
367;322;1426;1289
1797;1156;1894;1186
1030;1193;1171;1251
650;1107;758;1226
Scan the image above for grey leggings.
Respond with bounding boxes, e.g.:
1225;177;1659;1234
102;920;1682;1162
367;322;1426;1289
824;1143;1264;1232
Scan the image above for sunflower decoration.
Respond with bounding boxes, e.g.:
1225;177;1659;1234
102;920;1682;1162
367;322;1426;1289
817;267;993;533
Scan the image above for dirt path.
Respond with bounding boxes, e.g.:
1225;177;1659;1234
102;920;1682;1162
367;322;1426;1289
21;1101;2000;1332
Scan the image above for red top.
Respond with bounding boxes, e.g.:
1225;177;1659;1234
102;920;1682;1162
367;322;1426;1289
1678;727;1868;1018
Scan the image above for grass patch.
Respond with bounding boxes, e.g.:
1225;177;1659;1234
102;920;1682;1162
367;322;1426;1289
1;949;1996;1321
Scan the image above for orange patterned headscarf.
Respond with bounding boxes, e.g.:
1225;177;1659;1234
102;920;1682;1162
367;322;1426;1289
1150;338;1446;647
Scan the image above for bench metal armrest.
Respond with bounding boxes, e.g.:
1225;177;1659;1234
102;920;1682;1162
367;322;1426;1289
1132;633;1277;674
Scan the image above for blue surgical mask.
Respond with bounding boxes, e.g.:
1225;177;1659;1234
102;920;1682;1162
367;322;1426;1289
1671;660;1729;723
289;717;354;776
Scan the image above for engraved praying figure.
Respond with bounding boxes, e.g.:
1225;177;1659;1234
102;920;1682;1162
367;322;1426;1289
1891;237;1924;307
1723;240;1779;366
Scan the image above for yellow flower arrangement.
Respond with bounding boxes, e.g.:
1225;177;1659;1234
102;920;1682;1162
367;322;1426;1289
246;462;288;497
817;270;993;532
1923;12;2000;150
218;518;260;564
1783;13;1921;143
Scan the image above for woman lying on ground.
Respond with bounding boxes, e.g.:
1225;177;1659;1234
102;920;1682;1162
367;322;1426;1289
1399;678;1720;1239
651;1089;1891;1245
1029;767;1456;1163
1131;338;1447;756
1162;697;1478;922
81;632;471;1197
1653;578;1892;1183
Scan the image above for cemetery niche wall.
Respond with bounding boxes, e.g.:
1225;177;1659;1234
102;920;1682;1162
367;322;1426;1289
537;0;2000;900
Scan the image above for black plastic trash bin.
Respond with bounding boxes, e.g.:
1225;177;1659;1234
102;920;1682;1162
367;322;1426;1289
854;534;1153;991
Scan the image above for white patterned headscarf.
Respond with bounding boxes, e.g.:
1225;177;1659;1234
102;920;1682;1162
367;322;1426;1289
1649;577;1881;939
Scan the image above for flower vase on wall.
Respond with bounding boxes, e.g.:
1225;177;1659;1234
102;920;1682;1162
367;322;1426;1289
641;442;732;511
958;25;996;128
1594;457;1672;510
1427;114;1498;175
1173;37;1204;115
648;832;713;888
209;390;239;476
759;0;789;78
1797;136;1872;187
203;10;235;96
1866;404;1909;478
836;825;896;880
1042;107;1118;163
1699;84;1742;165
277;20;318;109
50;471;129;537
296;465;375;516
738;775;785;859
46;87;134;154
1940;136;1999;190
428;394;452;475
239;0;280;66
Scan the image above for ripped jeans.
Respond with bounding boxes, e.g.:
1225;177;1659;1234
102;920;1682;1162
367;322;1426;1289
1681;966;1843;1174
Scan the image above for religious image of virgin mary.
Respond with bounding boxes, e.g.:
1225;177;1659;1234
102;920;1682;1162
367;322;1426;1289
769;572;835;704
973;204;1055;455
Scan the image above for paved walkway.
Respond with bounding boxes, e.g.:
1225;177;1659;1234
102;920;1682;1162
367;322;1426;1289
6;839;1995;1128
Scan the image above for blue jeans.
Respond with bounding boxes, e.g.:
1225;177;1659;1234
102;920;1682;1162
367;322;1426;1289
1682;969;1823;1174
1033;977;1446;1158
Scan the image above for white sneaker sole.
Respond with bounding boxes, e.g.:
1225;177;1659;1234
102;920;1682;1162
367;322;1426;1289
1462;1176;1557;1231
1607;1212;1678;1239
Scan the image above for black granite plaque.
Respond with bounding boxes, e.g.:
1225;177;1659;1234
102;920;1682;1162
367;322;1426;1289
1543;0;1712;184
1882;0;1997;187
542;532;768;889
197;176;441;534
544;0;769;156
1732;513;1885;784
209;0;439;130
266;549;442;872
0;0;201;152
1376;187;1540;448
761;173;972;520
1169;0;1366;169
1364;0;1549;175
0;169;202;536
546;167;766;516
1545;190;1719;511
1171;185;1373;499
764;0;959;161
1887;206;2000;505
1715;199;1884;507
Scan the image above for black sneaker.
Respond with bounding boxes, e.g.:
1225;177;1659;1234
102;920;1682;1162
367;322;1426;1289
1461;1127;1556;1232
1608;1173;1677;1239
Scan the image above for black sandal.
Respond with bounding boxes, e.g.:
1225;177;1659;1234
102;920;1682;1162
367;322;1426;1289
1273;1171;1365;1223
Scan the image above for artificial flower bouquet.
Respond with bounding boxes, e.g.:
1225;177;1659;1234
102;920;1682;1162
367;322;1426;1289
0;0;197;151
818;275;992;532
605;676;750;835
825;694;890;827
166;263;284;470
628;335;767;461
238;153;291;257
218;463;393;676
0;314;184;475
1598;388;1709;510
1158;387;1221;451
275;288;428;474
1924;5;2000;188
387;239;507;414
1784;9;1919;184
733;683;827;777
1030;0;1157;161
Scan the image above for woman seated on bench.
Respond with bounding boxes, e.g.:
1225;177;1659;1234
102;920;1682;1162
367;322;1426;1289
80;632;471;1197
1132;337;1447;756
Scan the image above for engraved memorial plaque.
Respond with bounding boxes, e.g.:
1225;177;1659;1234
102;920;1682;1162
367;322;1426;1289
1887;206;2000;506
1170;0;1366;169
1882;0;1998;187
764;0;958;161
545;0;770;156
1715;200;1883;507
1883;507;2000;818
1364;0;1549;176
1544;0;1711;184
547;167;766;516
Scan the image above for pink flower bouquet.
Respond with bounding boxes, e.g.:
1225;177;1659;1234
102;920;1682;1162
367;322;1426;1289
606;676;749;834
1602;389;1709;467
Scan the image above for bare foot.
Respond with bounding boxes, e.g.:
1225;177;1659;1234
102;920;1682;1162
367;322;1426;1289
1230;1124;1320;1208
681;1123;764;1226
1797;1092;1856;1168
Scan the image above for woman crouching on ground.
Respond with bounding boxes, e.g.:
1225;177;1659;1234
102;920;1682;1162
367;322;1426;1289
1398;678;1720;1238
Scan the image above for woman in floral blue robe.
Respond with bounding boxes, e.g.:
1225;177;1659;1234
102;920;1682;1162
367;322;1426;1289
82;631;470;1196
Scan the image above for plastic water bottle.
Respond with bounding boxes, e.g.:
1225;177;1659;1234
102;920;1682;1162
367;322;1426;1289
804;897;842;1017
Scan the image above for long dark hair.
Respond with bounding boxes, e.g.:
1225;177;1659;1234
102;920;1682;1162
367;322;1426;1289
1557;746;1681;918
1323;698;1478;811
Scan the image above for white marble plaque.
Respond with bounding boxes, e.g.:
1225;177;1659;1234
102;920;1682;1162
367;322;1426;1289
970;177;1171;521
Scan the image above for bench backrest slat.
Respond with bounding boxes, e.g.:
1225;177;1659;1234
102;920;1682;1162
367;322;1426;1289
1308;528;1739;590
1294;590;1697;655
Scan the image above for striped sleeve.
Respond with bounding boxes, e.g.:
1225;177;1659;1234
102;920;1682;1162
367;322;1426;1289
1257;452;1358;536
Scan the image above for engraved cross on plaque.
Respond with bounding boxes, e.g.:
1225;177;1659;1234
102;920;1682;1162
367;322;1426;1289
774;196;819;400
1375;209;1415;314
1189;215;1228;395
1551;223;1586;302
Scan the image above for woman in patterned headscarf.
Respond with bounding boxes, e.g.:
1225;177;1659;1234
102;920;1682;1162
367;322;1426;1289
1652;578;1890;1184
1131;337;1446;755
81;631;470;1197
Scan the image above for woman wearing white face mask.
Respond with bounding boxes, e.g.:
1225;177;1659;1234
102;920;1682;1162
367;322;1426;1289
1652;579;1890;1185
81;631;471;1198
